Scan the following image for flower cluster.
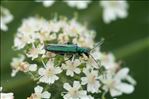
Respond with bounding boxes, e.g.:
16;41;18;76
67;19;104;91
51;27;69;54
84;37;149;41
0;6;13;31
11;16;136;99
100;1;128;24
0;87;14;99
37;0;128;24
37;0;91;10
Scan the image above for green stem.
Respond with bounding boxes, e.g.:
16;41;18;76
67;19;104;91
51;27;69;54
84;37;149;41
113;37;149;58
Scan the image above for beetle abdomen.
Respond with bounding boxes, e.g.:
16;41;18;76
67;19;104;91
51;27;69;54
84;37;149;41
45;44;77;53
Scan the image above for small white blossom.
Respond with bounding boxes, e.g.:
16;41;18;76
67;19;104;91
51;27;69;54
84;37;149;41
26;44;45;60
63;81;87;99
100;68;135;97
10;55;27;76
27;85;51;99
36;0;55;7
29;64;37;72
10;55;37;77
0;6;13;31
14;18;41;49
0;87;14;99
100;0;128;24
38;60;62;84
65;1;91;9
81;68;101;93
99;52;119;71
62;59;81;77
0;93;14;99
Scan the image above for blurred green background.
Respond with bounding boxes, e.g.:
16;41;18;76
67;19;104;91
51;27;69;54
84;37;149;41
1;1;149;99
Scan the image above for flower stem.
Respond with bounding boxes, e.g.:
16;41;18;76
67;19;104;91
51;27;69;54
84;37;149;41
113;37;149;58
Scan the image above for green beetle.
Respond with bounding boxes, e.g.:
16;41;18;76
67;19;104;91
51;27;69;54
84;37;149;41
44;38;104;57
44;43;90;57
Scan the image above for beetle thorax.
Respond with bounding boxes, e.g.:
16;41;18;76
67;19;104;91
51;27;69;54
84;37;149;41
77;47;90;54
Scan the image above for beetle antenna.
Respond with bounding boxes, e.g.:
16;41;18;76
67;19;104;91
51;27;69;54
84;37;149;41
89;54;101;68
90;54;107;78
90;38;104;52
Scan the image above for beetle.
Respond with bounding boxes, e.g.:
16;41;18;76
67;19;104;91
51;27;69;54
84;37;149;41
44;43;90;57
44;38;104;57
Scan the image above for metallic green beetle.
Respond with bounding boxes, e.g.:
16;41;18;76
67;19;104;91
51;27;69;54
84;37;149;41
44;43;90;57
44;39;104;57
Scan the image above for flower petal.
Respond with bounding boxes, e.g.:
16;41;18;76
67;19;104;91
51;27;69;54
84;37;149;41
73;81;81;90
115;68;129;80
29;64;37;71
110;88;122;97
34;85;43;93
116;83;134;94
41;91;51;98
63;83;72;91
38;68;45;76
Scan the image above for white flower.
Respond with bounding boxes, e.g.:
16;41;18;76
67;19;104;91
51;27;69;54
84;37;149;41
82;55;100;69
0;6;13;31
10;55;37;77
100;0;128;24
0;93;14;99
26;44;45;60
27;85;51;99
62;59;81;77
0;87;14;99
100;68;135;97
37;30;56;43
81;68;101;93
10;55;26;76
36;0;55;7
38;60;62;84
63;81;87;99
65;1;91;9
99;52;119;71
29;64;37;72
14;17;45;49
79;47;101;69
43;1;55;7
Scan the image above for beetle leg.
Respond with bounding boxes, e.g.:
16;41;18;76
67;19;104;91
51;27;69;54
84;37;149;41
62;54;74;63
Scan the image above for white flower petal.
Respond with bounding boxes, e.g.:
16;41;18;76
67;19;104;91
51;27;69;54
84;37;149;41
81;77;88;85
116;83;134;94
11;69;18;77
110;88;122;97
34;85;43;93
74;68;81;74
29;64;37;71
115;68;129;80
126;75;137;85
39;76;48;83
41;91;51;98
0;93;14;99
43;1;55;7
55;67;62;74
66;70;74;77
73;81;81;90
38;68;45;76
63;83;72;91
